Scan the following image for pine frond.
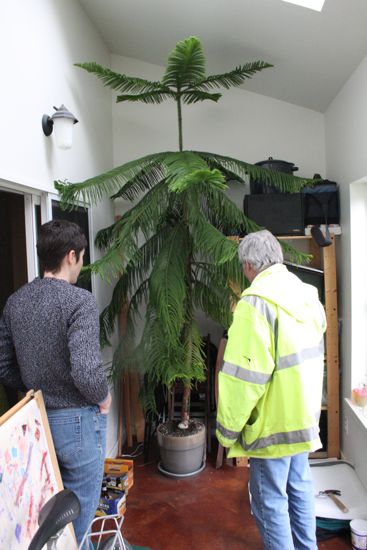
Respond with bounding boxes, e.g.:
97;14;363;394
162;36;206;88
174;320;206;386
165;151;225;192
169;168;227;194
95;189;178;268
123;228;171;294
54;152;168;209
205;158;246;184
111;162;166;201
99;281;129;346
94;180;170;271
193;61;273;91
116;178;170;241
199;184;259;235
139;382;159;417
189;196;238;264
182;90;222;104
91;211;168;283
221;254;248;293
197;180;311;265
83;243;128;282
198;151;314;193
149;224;190;339
95;221;117;251
193;280;233;328
137;308;185;389
107;281;150;374
193;258;246;307
100;227;172;344
116;90;176;104
278;240;311;265
109;323;140;381
165;151;207;177
75;62;166;94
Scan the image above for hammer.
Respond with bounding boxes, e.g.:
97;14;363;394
318;490;349;513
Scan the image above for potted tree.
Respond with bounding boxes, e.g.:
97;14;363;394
56;36;310;476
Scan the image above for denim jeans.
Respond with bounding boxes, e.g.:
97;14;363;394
249;452;317;550
47;405;107;545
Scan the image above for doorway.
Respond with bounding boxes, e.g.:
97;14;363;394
0;190;28;313
0;190;29;412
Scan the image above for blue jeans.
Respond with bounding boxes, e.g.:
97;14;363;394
249;453;317;550
47;405;107;545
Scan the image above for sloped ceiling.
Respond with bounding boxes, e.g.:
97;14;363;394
80;0;367;112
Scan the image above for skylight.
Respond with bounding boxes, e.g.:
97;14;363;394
281;0;325;11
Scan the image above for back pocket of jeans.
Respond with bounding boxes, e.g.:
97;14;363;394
48;415;82;461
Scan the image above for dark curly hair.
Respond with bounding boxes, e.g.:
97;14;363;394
36;219;87;274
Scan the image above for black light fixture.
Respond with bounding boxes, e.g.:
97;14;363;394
42;105;78;150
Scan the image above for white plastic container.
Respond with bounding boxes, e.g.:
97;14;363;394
350;519;367;550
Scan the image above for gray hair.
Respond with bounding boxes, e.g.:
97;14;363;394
238;230;283;272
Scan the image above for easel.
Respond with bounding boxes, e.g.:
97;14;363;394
0;390;76;548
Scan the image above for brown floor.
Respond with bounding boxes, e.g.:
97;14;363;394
122;449;352;550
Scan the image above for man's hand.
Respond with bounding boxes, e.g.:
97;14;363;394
99;392;112;414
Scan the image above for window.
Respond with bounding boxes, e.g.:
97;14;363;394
281;0;325;11
350;178;367;388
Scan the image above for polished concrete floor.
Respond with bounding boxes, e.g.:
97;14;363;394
122;450;352;550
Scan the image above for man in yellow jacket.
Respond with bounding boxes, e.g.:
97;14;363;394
216;229;326;550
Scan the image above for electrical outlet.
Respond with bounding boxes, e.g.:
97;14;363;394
344;416;349;436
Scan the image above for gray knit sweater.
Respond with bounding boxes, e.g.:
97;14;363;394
0;277;109;409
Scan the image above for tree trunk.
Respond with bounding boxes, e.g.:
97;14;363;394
180;383;190;426
177;92;183;152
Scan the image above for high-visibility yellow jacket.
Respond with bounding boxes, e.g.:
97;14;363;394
216;263;326;458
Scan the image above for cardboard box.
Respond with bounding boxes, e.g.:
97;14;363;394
104;458;134;490
96;489;126;517
105;473;129;492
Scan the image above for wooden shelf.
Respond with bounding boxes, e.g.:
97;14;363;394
310;451;328;459
286;235;340;458
278;235;313;240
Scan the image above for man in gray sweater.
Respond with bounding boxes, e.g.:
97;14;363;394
0;219;111;544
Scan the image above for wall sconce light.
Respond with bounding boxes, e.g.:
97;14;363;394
42;104;78;150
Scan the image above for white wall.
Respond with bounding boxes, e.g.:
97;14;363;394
1;0;118;455
325;53;367;487
1;0;113;190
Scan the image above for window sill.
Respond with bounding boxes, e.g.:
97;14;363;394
345;398;367;430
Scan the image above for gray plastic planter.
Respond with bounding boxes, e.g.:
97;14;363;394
157;422;206;477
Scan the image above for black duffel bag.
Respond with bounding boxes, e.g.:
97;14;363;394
303;174;340;226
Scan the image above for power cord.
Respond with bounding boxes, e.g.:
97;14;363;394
120;442;144;458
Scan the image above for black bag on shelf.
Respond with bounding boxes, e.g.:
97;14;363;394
303;175;340;225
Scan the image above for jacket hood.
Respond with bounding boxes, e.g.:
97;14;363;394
242;264;323;324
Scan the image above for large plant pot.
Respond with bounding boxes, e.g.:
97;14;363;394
157;420;206;477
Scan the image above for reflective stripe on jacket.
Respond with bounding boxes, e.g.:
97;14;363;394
216;263;326;459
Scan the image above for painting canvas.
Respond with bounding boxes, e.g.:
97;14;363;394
0;391;76;549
